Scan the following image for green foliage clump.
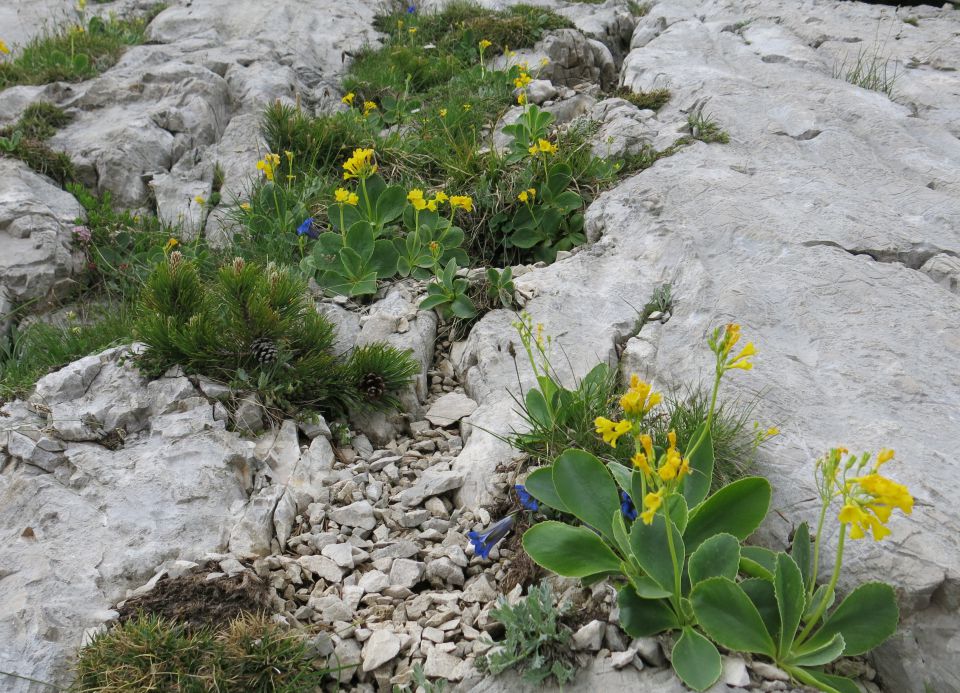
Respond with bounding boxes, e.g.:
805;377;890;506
475;582;578;685
0;102;76;184
133;255;418;415
0;306;134;400
0;6;164;88
72;613;329;692
613;86;671;111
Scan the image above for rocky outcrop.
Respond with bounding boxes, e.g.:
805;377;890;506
453;2;960;693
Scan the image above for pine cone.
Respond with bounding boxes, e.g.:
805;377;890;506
250;336;279;364
359;372;386;400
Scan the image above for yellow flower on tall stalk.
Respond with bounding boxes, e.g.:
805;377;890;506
363;101;377;117
256;153;281;182
517;91;527;106
640;488;664;525
434;191;449;204
449;195;473;212
594;417;632;448
334;188;358;206
342;148;377;181
341;92;355;106
513;71;532;89
407;188;427;211
163;238;179;253
439;108;448;118
194;195;205;205
619;374;662;417
479;39;492;50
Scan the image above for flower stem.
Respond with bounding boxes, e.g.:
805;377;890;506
795;523;846;648
686;368;722;460
663;507;683;612
808;501;830;598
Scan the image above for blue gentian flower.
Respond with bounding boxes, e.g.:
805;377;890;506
296;217;317;239
515;484;539;512
467;514;515;559
406;4;416;13
620;490;638;522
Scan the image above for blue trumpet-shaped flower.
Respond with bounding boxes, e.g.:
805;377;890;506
296;217;318;239
620;490;638;522
406;4;416;13
467;513;515;560
515;484;539;512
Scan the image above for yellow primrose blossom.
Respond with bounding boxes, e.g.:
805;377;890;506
334;188;359;206
342;148;377;180
479;39;492;50
540;57;550;67
439;108;448;117
594;417;632;448
727;341;756;370
518;190;529;203
619;374;662;417
517;92;527;106
766;426;779;437
639;433;654;461
76;0;87;11
256;153;281;182
641;489;664;525
537;138;558;155
164;238;179;252
0;40;9;55
194;195;205;205
513;72;532;89
341;92;355;106
875;448;895;469
240;202;251;211
407;188;428;211
363;101;377;117
658;431;690;482
462;103;472;111
836;450;913;542
449;195;473;212
408;27;417;34
632;451;652;476
434;191;449;203
427;198;439;212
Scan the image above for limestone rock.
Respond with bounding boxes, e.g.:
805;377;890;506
361;628;401;672
425;392;478;427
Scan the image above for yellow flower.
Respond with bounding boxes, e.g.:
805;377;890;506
518;190;529;203
513;72;532;89
408;27;417;34
766;426;779;437
479;39;492;50
528;143;540;156
540;57;550;67
594;417;632;448
194;195;205;205
407;189;428;211
439;108;448;117
728;342;756;370
164;238;179;252
619;374;662;417
363;101;378;117
240;202;251;211
334;187;358;206
517;92;527;106
537;138;558;155
721;323;742;355
639;433;654;461
875;448;895;469
342;148;377;180
341;92;355;106
449;195;473;212
632;452;652;476
427;199;439;212
434;191;449;203
76;0;87;10
0;40;9;55
641;489;664;525
462;103;472;111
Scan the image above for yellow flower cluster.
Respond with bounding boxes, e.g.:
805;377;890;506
528;138;559;157
342;148;377;180
449;195;473;212
0;39;10;55
479;39;492;50
513;71;532;89
407;189;459;213
334;188;359;206
620;374;662;417
595;417;632;448
837;449;913;541
256;153;281;182
716;323;755;371
342;92;355;106
363;101;377;117
439;108;448;118
517;188;536;203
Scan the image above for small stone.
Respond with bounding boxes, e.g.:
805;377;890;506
610;648;637;669
722;655;751;688
751;661;790;681
361;629;402;672
298;555;343;583
322;543;355;569
461;574;496;603
604;624;627;652
424;392;478;427
358;569;391;594
573;620;605;651
330;500;376;530
423;647;464;680
426;557;464;587
631;637;665;667
423;627;445;643
219;558;245;577
389;558;424;589
397;471;465;507
333;637;361;682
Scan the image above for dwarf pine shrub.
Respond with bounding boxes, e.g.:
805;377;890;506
133;254;418;415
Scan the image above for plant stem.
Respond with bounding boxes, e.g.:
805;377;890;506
795;523;846;647
686;368;722;460
808;501;830;598
663;508;683;612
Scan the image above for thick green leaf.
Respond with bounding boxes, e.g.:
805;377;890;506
617;586;678;637
509;226;542;249
688;533;741;584
672;628;722;692
632;576;673;599
522;522;621;578
612;510;631;558
684;476;771;553
790;633;845;666
553;449;620;542
692;577;776;657
524;389;551;428
371;239;398;276
419;294;448;311
741;577;780;638
804;583;835;623
524;466;567;512
794;669;860;693
630;511;683;593
775;552;805;659
345;221;375;260
682;424;713;507
450;295;477;319
741;546;777;579
803;582;898;656
667;494;689;535
375;185;406;224
608;461;633;495
792;521;812;592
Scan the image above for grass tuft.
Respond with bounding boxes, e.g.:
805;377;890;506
613;86;671;111
833;45;899;98
0;102;76;184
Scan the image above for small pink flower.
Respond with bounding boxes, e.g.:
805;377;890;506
72;225;92;243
